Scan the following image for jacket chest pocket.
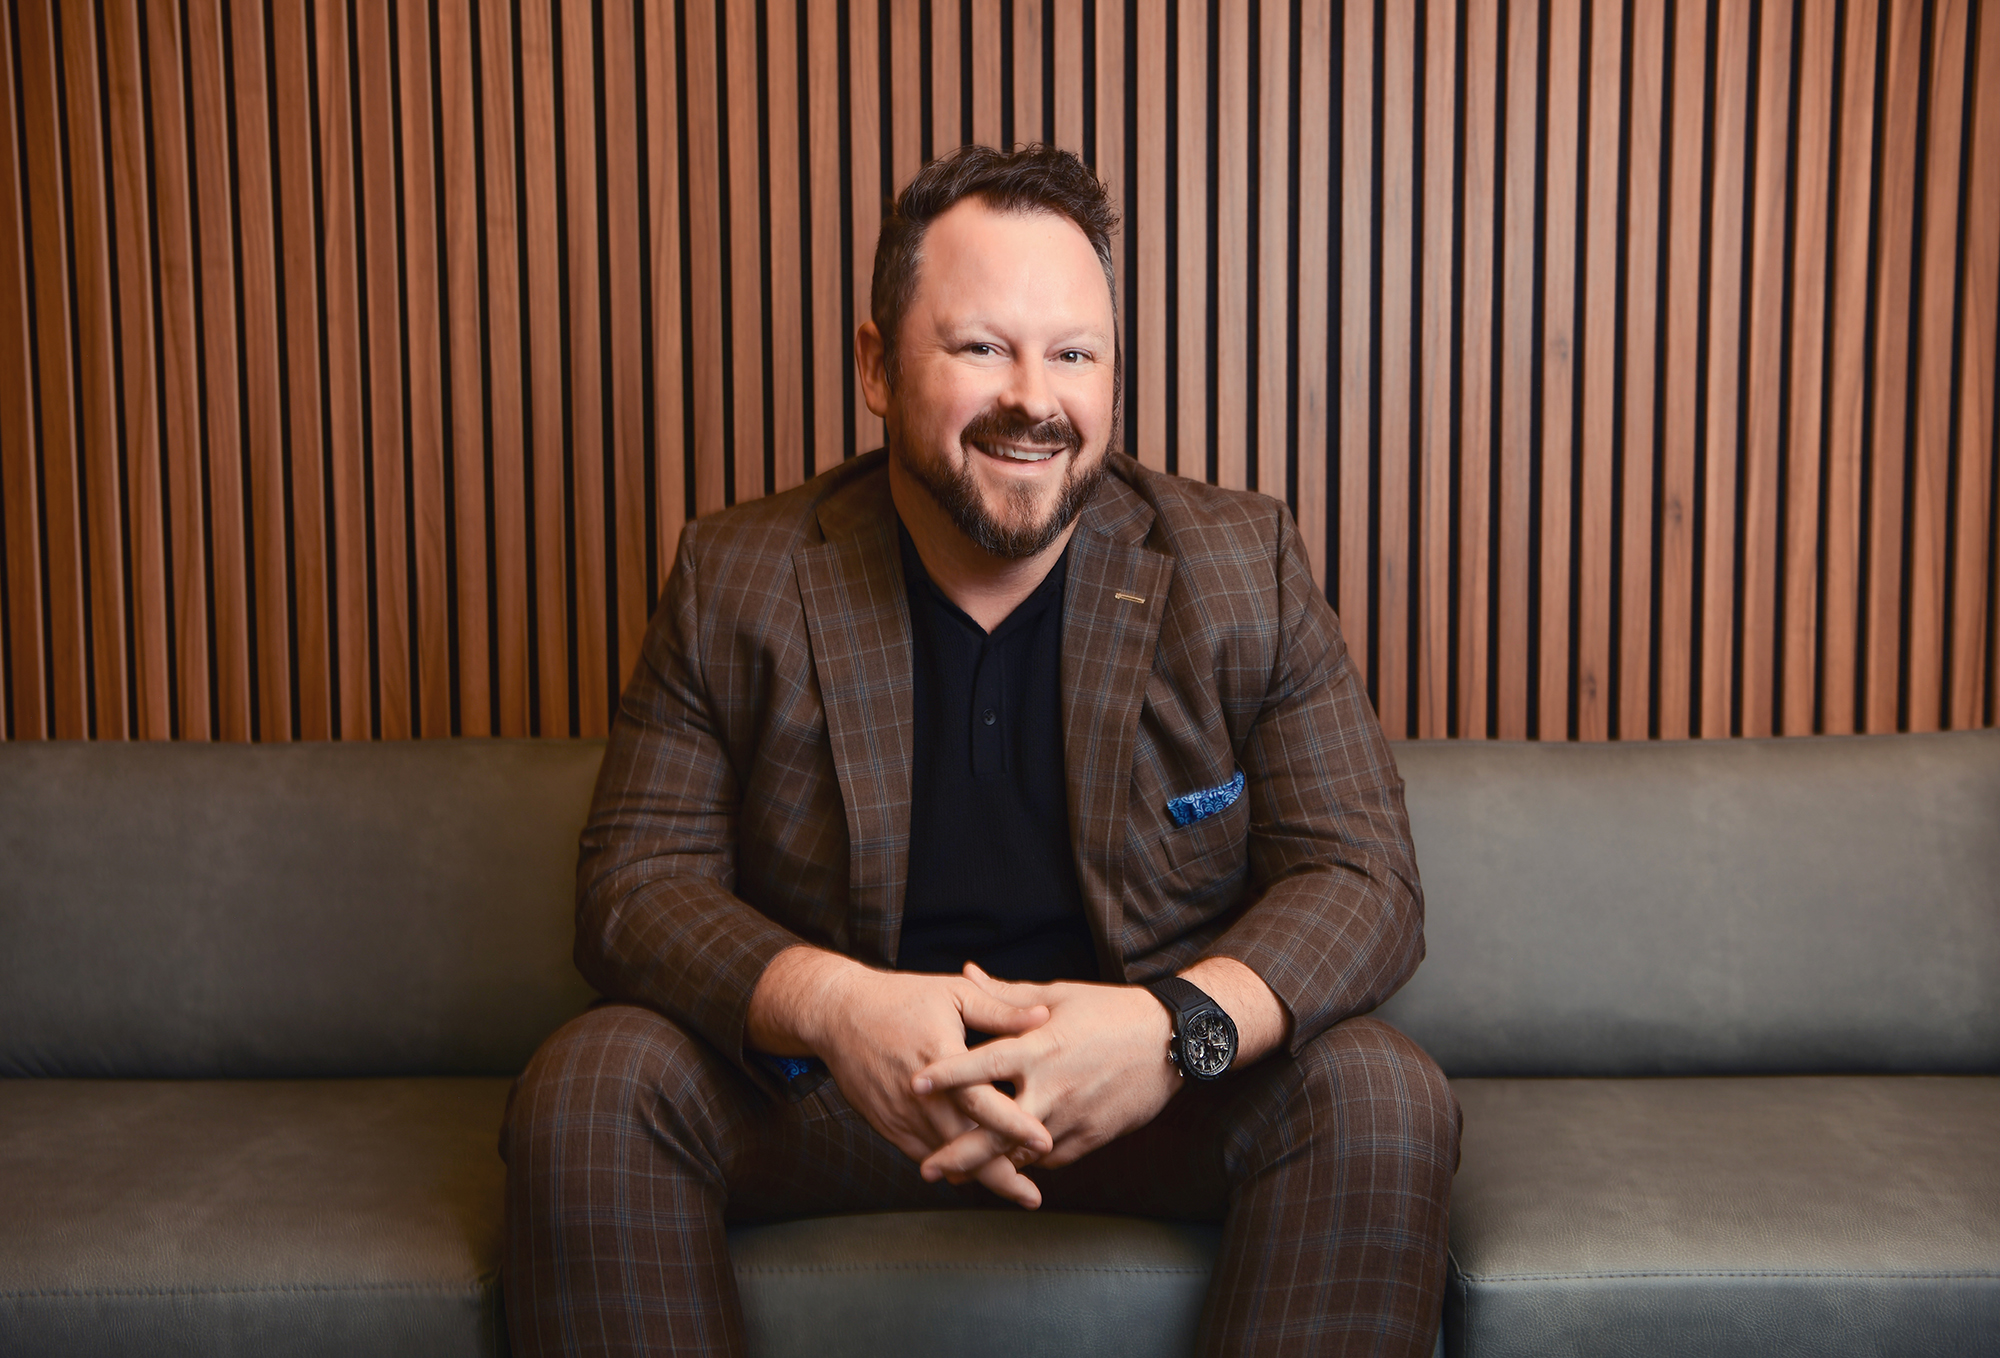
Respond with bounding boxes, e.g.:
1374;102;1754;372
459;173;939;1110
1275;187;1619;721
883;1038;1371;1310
1157;786;1250;877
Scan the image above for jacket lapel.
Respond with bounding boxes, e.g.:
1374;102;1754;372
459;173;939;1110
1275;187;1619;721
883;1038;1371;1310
794;466;912;968
1061;475;1174;980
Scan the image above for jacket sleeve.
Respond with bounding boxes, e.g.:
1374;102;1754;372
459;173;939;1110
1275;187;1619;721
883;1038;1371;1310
573;524;807;1097
1199;505;1426;1051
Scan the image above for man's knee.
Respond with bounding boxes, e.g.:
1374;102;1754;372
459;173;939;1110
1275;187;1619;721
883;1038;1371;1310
1291;1016;1461;1176
503;1003;735;1178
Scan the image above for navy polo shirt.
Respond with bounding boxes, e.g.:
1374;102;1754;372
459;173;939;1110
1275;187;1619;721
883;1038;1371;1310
894;521;1099;983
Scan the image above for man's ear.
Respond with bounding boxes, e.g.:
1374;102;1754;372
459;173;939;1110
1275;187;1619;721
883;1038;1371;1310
855;320;892;419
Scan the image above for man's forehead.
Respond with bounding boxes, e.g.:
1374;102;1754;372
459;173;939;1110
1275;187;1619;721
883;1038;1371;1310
915;200;1112;318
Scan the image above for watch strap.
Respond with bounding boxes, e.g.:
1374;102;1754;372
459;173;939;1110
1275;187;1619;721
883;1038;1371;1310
1146;974;1220;1021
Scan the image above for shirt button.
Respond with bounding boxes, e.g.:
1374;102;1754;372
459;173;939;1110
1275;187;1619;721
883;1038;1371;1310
983;709;997;726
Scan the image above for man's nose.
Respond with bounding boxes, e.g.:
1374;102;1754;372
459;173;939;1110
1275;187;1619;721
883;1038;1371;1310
997;356;1060;426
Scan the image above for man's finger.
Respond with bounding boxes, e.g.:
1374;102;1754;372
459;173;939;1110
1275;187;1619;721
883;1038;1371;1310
920;1124;1005;1181
962;961;1059;1007
948;1082;1051;1152
956;985;1048;1037
911;1039;1027;1095
974;1153;1042;1210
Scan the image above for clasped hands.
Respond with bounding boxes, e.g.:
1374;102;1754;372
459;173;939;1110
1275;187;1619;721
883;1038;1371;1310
746;947;1182;1210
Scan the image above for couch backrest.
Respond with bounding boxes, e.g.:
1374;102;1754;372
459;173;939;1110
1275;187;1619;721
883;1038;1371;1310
6;731;1995;1080
1376;730;2000;1076
0;739;602;1077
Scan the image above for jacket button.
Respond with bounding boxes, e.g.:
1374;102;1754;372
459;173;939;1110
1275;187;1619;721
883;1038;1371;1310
983;709;997;726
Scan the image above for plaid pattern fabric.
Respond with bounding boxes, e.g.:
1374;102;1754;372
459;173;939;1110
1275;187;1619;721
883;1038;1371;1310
503;1004;1459;1356
576;451;1425;1094
532;450;1447;1350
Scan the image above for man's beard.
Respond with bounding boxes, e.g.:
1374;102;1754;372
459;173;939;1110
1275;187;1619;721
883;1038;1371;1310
893;406;1111;560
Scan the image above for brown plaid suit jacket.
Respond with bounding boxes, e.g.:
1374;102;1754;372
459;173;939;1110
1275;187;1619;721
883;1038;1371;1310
576;448;1423;1099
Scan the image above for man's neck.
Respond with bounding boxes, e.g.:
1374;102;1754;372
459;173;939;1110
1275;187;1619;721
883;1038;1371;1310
888;462;1076;634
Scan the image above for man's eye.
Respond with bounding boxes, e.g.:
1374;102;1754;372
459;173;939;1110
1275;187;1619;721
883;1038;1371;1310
1057;350;1088;364
966;343;996;356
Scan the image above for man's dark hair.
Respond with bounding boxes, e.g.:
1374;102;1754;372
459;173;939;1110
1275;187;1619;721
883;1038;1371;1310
870;144;1121;380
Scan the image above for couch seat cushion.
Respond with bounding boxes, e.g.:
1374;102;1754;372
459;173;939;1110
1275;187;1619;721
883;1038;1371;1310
1448;1076;2000;1358
729;1210;1219;1357
0;1078;511;1358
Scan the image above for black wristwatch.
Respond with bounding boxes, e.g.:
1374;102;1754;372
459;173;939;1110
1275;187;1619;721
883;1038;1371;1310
1146;976;1239;1081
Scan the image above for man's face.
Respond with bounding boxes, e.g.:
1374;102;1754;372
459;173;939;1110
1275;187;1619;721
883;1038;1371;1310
860;198;1118;560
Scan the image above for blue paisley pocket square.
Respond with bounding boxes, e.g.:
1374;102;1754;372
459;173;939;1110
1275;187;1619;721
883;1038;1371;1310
1166;768;1246;827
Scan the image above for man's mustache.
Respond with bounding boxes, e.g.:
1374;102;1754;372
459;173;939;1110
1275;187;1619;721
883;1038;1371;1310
960;408;1083;455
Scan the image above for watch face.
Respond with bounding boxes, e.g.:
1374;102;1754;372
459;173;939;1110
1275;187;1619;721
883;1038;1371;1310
1180;1009;1235;1078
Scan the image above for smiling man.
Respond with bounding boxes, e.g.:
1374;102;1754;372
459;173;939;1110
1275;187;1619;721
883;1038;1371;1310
503;145;1458;1357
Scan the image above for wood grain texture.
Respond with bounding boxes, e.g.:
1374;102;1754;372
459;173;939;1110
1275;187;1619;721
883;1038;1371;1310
1;0;1993;742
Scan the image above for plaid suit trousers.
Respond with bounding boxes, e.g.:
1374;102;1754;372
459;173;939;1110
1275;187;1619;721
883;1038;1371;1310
502;1002;1460;1356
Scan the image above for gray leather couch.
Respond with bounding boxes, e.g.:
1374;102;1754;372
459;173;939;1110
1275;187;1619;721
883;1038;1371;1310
2;732;1994;1356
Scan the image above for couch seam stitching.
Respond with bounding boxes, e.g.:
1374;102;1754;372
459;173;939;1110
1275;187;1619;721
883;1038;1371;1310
1455;1270;2000;1282
732;1263;1211;1275
1;1283;492;1300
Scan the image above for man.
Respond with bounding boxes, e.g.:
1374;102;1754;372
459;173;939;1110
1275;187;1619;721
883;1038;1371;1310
503;144;1457;1356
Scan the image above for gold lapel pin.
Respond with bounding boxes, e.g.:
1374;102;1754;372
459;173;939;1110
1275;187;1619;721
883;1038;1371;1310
1115;592;1146;605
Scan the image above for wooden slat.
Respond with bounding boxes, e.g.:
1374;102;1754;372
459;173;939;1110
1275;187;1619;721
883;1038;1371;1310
970;0;1001;150
1618;0;1664;738
1214;0;1247;494
559;0;607;736
1335;0;1370;688
890;0;922;184
805;0;844;479
1375;0;1415;738
1575;0;1623;741
1540;0;1582;739
1654;0;1707;740
681;0;725;514
1863;0;1923;732
644;0;688;593
1903;0;1970;732
1738;0;1796;738
1950;0;1999;728
764;0;806;495
1782;0;1835;737
1092;0;1124;374
602;0;648;704
1255;0;1291;503
0;0;47;738
433;0;488;736
1494;0;1535;739
1293;0;1330;595
517;0;567;736
1053;0;1083;154
933;0;962;152
1014;0;1042;144
1176;0;1209;493
473;0;528;736
724;0;766;506
1698;0;1750;738
1132;0;1166;472
1457;0;1498;737
847;0;883;453
353;0;411;738
1414;0;1457;737
394;0;450;739
1820;0;1881;735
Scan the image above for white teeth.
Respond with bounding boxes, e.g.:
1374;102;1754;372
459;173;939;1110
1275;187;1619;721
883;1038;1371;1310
980;442;1057;462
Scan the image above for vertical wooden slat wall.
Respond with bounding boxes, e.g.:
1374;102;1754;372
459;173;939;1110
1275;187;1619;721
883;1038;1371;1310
2;0;1996;741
